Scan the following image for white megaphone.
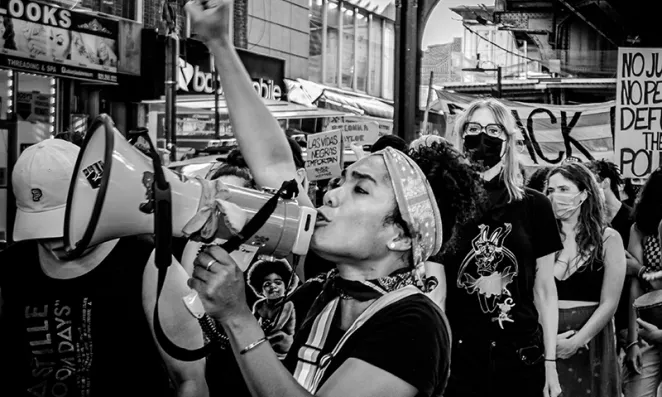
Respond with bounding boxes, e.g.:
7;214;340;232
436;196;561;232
64;114;317;259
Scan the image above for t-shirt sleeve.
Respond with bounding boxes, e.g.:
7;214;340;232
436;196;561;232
528;189;563;259
348;297;450;396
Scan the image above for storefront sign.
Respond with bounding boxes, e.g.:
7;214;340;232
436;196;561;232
177;57;282;100
615;48;662;178
306;129;343;181
0;0;119;83
326;116;380;146
171;40;285;100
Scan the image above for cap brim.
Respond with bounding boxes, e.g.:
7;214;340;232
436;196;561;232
12;206;65;242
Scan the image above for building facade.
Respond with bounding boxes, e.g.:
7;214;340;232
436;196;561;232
306;0;396;101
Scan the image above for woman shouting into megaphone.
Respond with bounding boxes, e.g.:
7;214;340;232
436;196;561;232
181;1;483;396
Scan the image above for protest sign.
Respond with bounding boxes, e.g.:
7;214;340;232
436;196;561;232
615;48;662;178
326;116;380;146
434;91;615;167
306;129;343;181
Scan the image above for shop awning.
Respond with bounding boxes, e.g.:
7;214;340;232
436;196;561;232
287;78;394;120
142;96;346;120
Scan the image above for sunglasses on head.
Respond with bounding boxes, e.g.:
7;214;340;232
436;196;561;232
463;122;506;139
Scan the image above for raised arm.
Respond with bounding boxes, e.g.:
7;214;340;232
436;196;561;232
185;1;312;207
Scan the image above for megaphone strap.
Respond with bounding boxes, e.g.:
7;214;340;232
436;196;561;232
220;179;300;253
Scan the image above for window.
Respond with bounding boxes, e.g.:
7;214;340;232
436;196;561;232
355;10;369;92
308;0;324;82
368;16;382;97
325;1;340;85
341;6;355;88
382;21;395;100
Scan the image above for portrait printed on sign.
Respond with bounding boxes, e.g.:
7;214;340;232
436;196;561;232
13;20;71;61
0;15;18;50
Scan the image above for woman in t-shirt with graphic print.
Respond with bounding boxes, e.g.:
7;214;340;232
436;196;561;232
546;162;625;397
623;167;662;397
441;98;563;397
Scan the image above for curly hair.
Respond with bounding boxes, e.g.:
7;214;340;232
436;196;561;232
246;258;293;297
407;140;487;259
586;159;623;199
206;148;255;187
634;167;662;237
547;162;606;268
526;166;552;193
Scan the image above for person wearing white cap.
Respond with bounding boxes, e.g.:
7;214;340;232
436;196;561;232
0;139;209;397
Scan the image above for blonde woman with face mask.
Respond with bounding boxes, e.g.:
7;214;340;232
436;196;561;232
546;162;626;397
442;98;563;397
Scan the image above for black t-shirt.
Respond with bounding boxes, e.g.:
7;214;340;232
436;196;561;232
283;283;451;397
443;182;563;339
611;203;633;248
0;237;174;397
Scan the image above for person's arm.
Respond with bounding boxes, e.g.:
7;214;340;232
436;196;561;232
534;252;559;360
192;247;425;397
424;261;446;311
142;252;209;397
185;1;312;208
626;224;645;277
571;229;626;347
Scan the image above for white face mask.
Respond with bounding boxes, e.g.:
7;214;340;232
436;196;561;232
549;192;584;220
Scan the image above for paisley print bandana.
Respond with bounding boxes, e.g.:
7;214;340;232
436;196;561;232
371;147;443;290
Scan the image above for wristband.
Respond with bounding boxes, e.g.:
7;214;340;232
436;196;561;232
626;341;639;350
544;358;556;362
240;337;268;355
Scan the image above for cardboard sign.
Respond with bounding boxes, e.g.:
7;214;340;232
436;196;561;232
326;116;380;146
615;48;662;178
306;129;343;181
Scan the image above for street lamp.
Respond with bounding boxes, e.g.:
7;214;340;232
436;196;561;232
462;58;503;98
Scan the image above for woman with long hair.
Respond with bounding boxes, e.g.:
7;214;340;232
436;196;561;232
546;162;625;396
623;167;662;397
441;98;563;397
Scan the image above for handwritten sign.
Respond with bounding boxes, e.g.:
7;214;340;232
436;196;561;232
306;129;343;181
326;116;380;146
615;48;662;178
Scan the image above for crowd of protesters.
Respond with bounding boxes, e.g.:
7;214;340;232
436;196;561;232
1;1;662;397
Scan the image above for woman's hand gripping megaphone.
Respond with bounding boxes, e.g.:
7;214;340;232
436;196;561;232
187;246;250;325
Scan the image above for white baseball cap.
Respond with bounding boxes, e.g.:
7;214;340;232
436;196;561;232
12;139;80;241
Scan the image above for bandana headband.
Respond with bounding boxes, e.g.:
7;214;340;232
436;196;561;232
372;147;443;286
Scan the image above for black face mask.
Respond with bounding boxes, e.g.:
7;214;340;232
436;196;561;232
463;133;504;171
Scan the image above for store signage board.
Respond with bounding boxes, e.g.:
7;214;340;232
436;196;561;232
0;0;119;84
173;41;286;100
